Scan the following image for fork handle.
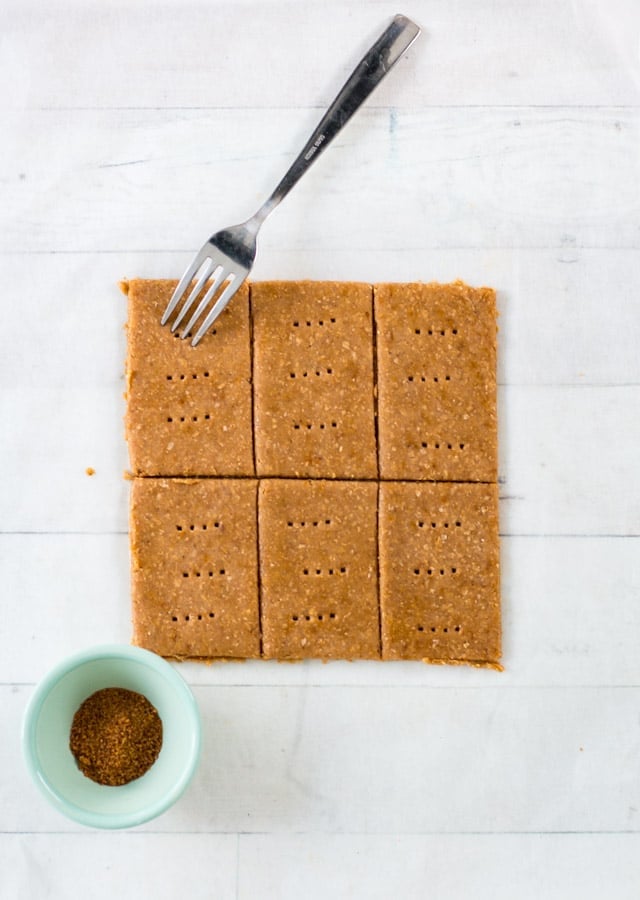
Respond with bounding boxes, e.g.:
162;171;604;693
254;14;420;223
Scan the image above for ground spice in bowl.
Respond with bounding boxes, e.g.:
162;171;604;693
69;687;163;786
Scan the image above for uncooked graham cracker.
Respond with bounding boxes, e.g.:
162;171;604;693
252;281;377;478
125;279;501;667
124;278;253;477
259;479;380;659
379;481;500;666
130;477;260;658
375;281;497;482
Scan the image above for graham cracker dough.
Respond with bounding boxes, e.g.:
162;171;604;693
375;281;497;482
252;281;377;479
130;477;260;659
379;481;501;665
259;479;379;659
123;278;254;477
124;279;501;668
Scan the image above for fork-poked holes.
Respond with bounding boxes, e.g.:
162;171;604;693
416;624;462;634
292;611;338;622
172;611;217;622
420;441;466;451
289;367;334;379
302;566;347;576
407;374;451;383
412;566;458;576
293;421;338;431
166;412;212;423
413;327;459;336
292;317;337;328
166;370;211;381
182;568;226;578
176;522;221;532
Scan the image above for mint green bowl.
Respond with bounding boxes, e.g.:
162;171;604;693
22;645;201;829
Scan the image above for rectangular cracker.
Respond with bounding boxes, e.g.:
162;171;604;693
379;481;500;665
130;477;260;658
252;281;377;478
124;278;254;476
259;479;379;659
375;282;497;482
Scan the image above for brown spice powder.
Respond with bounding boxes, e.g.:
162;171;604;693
69;687;163;786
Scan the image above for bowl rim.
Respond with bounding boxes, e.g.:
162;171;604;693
22;644;202;829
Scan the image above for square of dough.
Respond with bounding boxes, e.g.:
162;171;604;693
124;278;253;476
379;481;500;665
130;477;260;658
375;282;497;481
252;281;377;478
259;479;379;659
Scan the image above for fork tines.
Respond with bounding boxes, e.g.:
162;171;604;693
161;251;242;346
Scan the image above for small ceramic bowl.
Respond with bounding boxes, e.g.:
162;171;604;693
22;644;201;829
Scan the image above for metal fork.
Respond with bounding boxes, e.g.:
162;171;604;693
162;14;420;345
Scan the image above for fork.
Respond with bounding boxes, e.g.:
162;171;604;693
162;13;420;346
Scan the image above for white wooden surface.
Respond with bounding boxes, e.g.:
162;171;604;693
2;0;640;896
